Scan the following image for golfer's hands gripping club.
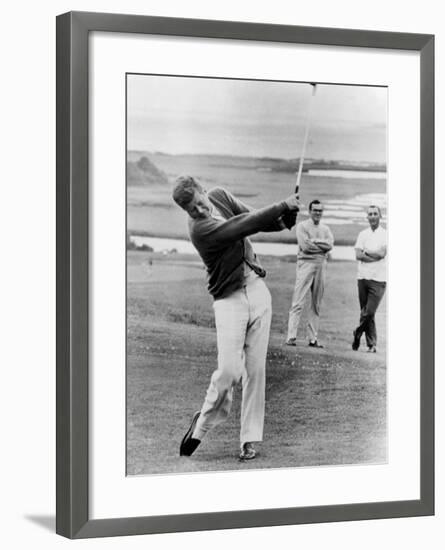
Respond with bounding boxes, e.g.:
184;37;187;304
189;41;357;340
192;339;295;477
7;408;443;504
284;194;301;211
277;194;301;231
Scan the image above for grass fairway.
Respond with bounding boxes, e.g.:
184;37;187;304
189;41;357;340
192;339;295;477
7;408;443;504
127;251;386;475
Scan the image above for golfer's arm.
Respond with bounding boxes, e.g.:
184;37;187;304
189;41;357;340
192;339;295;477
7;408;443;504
224;191;251;215
223;187;292;233
208;202;290;244
221;188;290;233
262;215;296;233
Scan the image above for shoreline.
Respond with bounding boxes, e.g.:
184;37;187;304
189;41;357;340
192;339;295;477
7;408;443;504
127;229;357;248
130;235;356;261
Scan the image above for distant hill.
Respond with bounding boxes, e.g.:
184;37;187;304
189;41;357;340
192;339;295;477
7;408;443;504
127;155;169;186
267;158;386;173
127;150;386;175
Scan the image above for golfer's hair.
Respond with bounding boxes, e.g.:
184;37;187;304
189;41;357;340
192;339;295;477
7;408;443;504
172;176;204;208
309;199;322;211
368;204;382;216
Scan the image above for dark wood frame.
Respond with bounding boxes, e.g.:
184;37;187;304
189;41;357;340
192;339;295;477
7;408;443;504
56;11;434;539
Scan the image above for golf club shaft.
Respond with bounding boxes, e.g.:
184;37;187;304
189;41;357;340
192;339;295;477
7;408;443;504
295;83;317;194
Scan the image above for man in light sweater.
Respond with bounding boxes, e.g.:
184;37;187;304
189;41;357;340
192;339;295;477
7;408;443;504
352;205;387;353
172;176;300;461
286;200;334;348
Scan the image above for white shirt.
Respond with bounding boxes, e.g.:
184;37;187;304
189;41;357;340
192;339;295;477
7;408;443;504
354;225;387;282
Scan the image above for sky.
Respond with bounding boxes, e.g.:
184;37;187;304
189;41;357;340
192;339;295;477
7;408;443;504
127;74;387;163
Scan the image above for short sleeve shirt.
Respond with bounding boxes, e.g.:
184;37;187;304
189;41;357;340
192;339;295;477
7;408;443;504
354;226;387;282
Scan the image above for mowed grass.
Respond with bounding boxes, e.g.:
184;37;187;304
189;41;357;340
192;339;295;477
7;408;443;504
127;251;386;475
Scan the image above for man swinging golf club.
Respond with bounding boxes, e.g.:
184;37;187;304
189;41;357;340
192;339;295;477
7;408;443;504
172;176;300;460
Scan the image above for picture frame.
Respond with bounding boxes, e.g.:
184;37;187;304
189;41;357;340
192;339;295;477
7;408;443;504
56;10;434;539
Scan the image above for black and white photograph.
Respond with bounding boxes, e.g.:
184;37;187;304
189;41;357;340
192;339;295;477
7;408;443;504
1;0;440;545
126;74;388;475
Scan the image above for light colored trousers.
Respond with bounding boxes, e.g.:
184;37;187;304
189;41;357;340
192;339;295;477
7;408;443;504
193;275;272;445
287;258;327;342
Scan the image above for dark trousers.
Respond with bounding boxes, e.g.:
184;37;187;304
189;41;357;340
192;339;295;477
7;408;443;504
355;279;386;347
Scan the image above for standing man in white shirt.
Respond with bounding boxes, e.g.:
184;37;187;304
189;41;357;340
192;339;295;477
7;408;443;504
286;200;334;348
352;205;387;353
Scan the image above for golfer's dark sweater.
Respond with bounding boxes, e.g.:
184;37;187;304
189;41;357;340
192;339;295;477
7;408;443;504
188;187;291;300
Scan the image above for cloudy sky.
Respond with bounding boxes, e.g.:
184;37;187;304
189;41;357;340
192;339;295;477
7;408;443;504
127;74;387;163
